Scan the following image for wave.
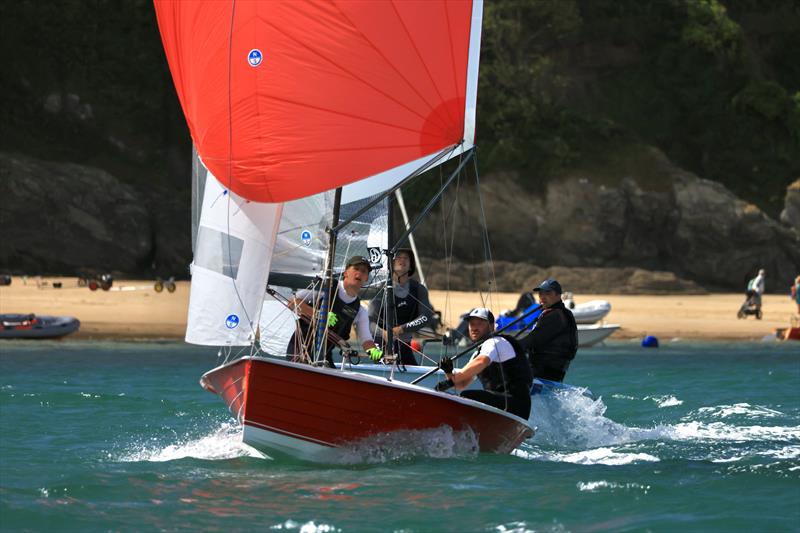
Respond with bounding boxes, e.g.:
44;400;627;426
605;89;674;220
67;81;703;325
522;386;799;466
666;421;800;442
111;387;797;467
516;446;660;465
693;403;785;420
112;421;481;465
329;426;479;464
114;421;264;462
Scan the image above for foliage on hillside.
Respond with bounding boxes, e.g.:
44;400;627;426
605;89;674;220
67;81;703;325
476;0;800;216
0;0;188;190
1;1;797;217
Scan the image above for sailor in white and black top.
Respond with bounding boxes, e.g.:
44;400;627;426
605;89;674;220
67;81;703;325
437;307;532;419
287;256;381;367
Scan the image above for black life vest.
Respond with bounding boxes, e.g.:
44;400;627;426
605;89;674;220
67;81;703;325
297;288;361;347
376;281;419;328
527;303;577;381
329;291;361;341
476;334;533;395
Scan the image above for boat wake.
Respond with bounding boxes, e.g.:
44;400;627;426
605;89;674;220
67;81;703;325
529;388;667;449
518;389;800;467
113;422;480;465
112;397;797;467
329;426;479;465
114;421;264;463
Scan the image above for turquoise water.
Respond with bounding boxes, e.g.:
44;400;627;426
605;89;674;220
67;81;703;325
1;340;798;532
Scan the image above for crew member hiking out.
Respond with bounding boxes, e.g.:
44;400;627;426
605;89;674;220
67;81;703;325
435;307;532;420
286;256;382;368
368;248;434;365
518;278;577;382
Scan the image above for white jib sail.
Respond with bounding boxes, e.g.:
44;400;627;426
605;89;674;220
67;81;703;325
270;192;333;282
186;171;282;346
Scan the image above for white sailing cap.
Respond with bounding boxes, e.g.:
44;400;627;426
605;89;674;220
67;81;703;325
467;307;495;323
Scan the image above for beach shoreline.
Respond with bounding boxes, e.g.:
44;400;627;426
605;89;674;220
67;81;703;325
1;277;795;342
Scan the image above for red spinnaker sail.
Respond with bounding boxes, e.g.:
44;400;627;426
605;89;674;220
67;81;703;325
154;0;477;203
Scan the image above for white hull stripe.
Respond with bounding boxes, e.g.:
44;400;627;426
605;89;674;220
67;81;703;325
244;420;335;448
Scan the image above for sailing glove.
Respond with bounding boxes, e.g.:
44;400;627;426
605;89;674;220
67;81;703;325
366;347;383;361
434;379;454;392
326;311;338;328
439;356;454;374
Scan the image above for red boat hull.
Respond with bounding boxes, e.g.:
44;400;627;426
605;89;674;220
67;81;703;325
201;357;533;461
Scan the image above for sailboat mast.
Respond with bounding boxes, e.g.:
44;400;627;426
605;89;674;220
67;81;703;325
385;193;395;358
315;187;343;363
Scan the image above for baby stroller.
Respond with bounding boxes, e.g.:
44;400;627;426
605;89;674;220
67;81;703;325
737;290;762;319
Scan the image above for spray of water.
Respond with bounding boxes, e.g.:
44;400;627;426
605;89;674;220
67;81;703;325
328;426;479;464
114;421;264;462
112;391;797;467
519;387;799;466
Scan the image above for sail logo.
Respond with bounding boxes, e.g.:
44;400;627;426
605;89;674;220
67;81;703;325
247;49;263;67
300;230;312;246
225;314;240;329
367;247;382;267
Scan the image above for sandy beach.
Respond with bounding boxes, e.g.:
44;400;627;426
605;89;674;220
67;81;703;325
1;277;796;341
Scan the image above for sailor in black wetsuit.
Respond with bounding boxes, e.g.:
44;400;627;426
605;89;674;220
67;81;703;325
286;256;382;367
368;248;434;365
436;308;532;419
517;279;578;382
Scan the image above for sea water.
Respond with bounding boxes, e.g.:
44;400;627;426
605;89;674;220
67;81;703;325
0;340;798;532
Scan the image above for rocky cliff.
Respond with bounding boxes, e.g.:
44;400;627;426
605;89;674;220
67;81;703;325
0;152;189;277
1;2;798;293
410;149;799;292
2;149;796;293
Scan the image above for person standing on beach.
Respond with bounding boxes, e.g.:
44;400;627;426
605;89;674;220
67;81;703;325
517;278;578;382
435;307;532;419
287;256;382;368
792;275;800;315
368;248;434;366
747;269;766;308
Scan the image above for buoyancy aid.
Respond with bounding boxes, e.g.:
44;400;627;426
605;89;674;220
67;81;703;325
476;334;533;395
296;288;361;352
375;280;419;329
328;292;361;341
526;302;577;381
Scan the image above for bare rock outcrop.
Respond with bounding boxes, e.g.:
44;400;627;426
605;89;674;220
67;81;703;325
422;259;705;294
780;179;800;234
413;153;799;291
0;152;189;276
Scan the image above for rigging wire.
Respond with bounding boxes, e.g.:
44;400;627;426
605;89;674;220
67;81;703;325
472;151;499;313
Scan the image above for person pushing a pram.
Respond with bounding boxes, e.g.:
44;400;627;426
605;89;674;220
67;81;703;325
738;268;765;320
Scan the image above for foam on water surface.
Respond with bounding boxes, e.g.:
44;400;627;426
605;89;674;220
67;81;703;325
115;421;264;462
330;426;479;464
526;381;800;466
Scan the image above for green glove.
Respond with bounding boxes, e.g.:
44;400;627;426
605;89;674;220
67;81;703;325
366;347;383;361
326;311;338;328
